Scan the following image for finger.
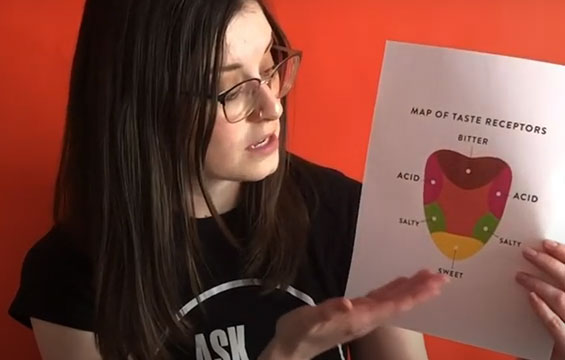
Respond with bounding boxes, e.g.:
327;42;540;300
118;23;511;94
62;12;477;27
309;296;393;335
397;269;450;306
543;240;565;264
348;296;397;328
289;298;354;337
311;297;396;342
528;291;565;353
410;278;445;302
343;273;445;338
350;296;396;315
394;279;444;311
368;269;445;302
316;297;354;323
516;272;565;321
522;246;565;289
386;270;447;300
415;271;450;291
368;270;446;312
366;276;409;298
409;269;450;287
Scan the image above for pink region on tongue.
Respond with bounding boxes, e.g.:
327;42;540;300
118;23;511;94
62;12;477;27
424;152;444;204
488;166;512;218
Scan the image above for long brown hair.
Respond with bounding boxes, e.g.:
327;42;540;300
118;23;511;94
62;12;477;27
53;0;309;358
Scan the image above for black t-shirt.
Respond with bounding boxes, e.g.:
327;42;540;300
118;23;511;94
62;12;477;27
9;156;362;360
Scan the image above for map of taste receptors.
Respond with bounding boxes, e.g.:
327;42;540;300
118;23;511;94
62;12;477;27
423;150;512;261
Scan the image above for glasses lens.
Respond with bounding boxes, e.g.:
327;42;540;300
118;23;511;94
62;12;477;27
223;80;260;123
221;49;301;123
276;54;300;98
266;47;300;98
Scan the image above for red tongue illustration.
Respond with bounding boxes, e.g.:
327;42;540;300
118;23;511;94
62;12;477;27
423;150;512;261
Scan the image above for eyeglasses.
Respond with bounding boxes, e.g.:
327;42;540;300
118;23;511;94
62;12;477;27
217;45;302;123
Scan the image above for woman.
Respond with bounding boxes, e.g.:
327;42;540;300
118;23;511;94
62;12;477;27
8;0;563;359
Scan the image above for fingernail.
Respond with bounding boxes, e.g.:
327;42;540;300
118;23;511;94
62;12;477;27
524;247;537;257
544;240;559;248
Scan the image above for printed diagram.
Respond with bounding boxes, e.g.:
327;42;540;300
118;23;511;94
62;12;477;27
423;150;513;261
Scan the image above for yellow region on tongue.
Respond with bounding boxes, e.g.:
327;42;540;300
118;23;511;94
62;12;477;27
432;232;484;260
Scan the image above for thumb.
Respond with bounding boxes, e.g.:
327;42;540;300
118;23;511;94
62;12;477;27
316;297;354;323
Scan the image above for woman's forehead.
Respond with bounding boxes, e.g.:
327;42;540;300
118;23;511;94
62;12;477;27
223;2;273;66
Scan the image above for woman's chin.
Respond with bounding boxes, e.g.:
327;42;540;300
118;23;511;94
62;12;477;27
243;154;280;182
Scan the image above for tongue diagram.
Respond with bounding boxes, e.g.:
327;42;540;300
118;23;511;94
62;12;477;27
423;150;512;261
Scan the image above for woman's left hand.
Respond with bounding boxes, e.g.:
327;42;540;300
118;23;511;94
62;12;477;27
516;240;565;360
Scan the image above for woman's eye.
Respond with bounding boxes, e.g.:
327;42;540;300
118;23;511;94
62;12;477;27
260;66;276;77
260;53;276;76
225;87;243;101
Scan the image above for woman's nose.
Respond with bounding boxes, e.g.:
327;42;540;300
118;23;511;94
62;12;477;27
253;83;283;121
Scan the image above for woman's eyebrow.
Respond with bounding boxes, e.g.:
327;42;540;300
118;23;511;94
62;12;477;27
221;35;274;72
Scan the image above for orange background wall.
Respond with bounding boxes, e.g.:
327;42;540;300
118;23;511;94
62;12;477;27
1;0;564;359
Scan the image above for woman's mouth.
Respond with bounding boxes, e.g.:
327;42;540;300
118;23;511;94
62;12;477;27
250;136;270;149
247;134;279;153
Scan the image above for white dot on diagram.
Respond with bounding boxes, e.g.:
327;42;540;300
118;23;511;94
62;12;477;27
430;179;436;185
496;191;502;197
465;168;472;174
483;226;489;232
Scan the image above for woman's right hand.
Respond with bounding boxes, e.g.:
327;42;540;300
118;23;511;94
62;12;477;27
259;269;449;360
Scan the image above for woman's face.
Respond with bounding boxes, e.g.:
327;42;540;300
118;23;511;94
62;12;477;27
204;2;282;184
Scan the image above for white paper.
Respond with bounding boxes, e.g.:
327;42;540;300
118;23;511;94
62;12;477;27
345;41;565;360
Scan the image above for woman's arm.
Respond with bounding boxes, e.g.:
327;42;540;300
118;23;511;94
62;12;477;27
351;326;429;360
259;270;446;360
31;318;102;360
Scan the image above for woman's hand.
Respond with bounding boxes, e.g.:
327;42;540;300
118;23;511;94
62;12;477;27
516;240;565;360
259;269;449;360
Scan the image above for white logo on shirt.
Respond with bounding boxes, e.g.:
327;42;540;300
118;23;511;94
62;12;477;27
175;279;344;360
195;325;249;360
